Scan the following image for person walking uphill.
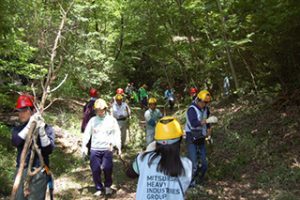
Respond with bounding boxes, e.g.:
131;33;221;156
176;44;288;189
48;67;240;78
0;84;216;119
126;116;192;200
82;98;122;196
81;88;98;133
111;94;131;147
12;94;55;200
185;90;217;187
144;98;162;145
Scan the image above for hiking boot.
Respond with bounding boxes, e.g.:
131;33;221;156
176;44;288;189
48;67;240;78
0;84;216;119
105;187;113;195
93;190;103;196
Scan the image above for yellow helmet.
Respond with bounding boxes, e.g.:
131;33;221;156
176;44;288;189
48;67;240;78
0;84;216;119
94;98;108;109
148;97;157;104
197;90;211;102
115;94;123;101
154;116;183;144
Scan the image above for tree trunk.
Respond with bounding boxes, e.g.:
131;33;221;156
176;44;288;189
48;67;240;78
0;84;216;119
216;0;239;90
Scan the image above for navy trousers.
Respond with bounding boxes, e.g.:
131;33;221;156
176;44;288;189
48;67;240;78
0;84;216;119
90;150;113;191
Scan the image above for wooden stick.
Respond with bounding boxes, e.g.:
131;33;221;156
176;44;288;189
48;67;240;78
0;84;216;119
10;122;37;200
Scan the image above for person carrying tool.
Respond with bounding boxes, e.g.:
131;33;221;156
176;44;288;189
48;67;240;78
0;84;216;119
164;86;175;110
12;94;55;200
126;116;192;200
184;90;218;187
82;98;121;196
81;88;98;133
144;98;162;145
111;94;131;147
138;84;148;109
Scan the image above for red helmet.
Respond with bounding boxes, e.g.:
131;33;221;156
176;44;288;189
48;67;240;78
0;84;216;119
190;87;198;95
89;88;98;97
16;95;34;109
116;88;124;94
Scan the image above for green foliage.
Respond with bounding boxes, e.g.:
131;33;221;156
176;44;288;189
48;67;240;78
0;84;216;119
0;123;16;195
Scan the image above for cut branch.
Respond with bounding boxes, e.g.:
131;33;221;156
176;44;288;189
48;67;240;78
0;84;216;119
10;122;37;200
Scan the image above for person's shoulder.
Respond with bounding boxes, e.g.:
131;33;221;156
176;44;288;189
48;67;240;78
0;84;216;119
181;156;193;167
105;114;117;121
12;124;25;133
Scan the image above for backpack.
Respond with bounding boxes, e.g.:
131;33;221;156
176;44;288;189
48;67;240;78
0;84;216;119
81;99;96;133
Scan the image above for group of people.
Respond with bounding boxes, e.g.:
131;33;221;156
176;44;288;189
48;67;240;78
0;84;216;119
11;85;217;199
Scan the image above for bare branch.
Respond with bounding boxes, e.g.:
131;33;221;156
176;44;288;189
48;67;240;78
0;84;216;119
49;74;68;93
43;97;64;111
40;2;74;111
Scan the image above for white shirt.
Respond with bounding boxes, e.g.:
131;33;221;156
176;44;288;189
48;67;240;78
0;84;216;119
134;153;192;200
83;114;121;151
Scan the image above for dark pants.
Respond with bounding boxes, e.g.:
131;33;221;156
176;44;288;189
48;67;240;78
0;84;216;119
186;133;208;182
168;100;175;110
140;97;148;109
90;150;113;191
15;168;48;200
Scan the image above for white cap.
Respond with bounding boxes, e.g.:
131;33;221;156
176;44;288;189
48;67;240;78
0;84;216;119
94;98;108;109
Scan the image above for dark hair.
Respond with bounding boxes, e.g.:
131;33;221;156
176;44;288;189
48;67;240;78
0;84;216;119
141;138;184;177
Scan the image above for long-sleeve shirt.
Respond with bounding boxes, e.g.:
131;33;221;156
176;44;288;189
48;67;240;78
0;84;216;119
139;87;148;99
83;114;121;151
185;102;210;134
12;122;55;168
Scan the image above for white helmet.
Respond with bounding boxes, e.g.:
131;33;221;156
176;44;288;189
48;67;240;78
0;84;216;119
94;98;108;109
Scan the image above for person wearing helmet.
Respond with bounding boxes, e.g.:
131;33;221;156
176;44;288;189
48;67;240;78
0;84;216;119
126;117;192;200
138;84;148;109
111;94;131;147
116;88;124;95
184;90;212;187
81;88;98;133
164;86;175;110
12;94;55;200
189;87;198;101
82;98;121;196
144;98;163;145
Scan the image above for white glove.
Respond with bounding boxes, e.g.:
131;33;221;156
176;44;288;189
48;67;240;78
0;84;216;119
118;148;122;155
206;116;218;124
145;141;156;152
18;115;35;139
82;147;88;159
39;128;50;147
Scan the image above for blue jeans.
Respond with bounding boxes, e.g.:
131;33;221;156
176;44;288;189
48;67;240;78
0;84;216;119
186;132;207;182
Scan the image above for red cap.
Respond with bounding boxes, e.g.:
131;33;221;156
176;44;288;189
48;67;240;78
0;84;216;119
16;95;34;109
89;88;98;97
116;88;124;94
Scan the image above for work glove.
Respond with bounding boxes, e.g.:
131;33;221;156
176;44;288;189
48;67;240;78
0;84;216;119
82;147;88;160
18;113;41;140
33;114;50;147
206;135;213;144
148;119;156;127
118;148;122;156
206;116;218;124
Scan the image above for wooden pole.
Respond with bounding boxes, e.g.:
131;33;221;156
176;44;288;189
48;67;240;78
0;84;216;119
10;122;37;200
